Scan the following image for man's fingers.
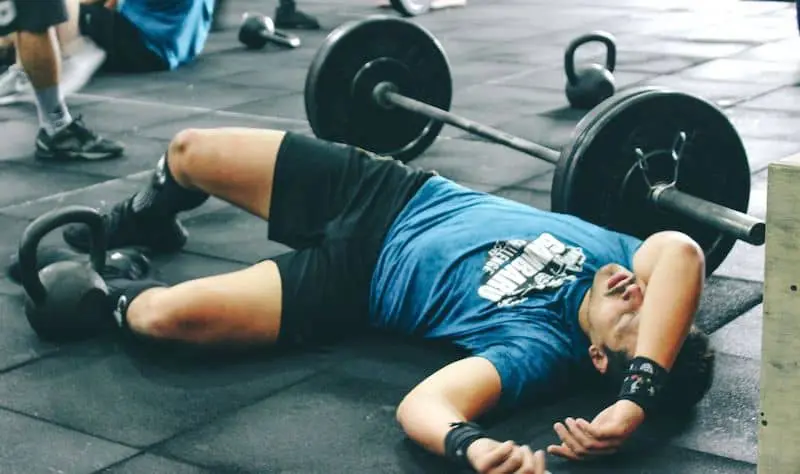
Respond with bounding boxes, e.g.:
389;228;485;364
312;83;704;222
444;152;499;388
490;445;524;474
553;422;586;458
547;442;581;461
474;440;515;472
566;418;616;452
513;446;546;474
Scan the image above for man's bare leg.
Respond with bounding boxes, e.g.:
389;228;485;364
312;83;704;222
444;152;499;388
95;128;291;346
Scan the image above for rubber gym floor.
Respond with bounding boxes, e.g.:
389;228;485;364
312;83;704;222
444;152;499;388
0;0;795;472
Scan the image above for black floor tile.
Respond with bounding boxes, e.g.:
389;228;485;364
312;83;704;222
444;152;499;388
0;293;61;372
0;174;147;220
727;109;800;141
181;205;290;263
71;99;202;136
99;454;212;474
0;163;106;208
741;136;800;173
155;368;446;473
412;137;553;188
222;93;306;120
501;65;653;93
0;120;39;162
644;74;779;107
134;111;310;141
124;81;284;111
210;66;310;92
0;340;337;447
0;408;137;474
668;353;759;464
737;86;800;114
681;58;800;86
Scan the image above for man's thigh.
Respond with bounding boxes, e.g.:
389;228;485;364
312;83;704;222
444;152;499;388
269;133;433;250
273;242;375;347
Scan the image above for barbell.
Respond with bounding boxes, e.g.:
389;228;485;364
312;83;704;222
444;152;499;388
303;17;764;275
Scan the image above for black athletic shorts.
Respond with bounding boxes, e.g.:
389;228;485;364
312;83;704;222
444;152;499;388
0;0;68;36
78;3;168;73
269;133;435;347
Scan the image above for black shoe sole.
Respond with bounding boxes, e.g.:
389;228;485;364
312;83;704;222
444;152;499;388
35;148;125;161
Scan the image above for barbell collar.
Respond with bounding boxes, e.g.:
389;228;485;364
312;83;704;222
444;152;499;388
376;84;561;164
650;183;765;246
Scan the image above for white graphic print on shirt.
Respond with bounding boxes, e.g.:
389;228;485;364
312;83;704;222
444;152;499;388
478;233;586;308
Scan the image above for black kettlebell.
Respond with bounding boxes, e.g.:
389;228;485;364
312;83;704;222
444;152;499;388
564;31;617;110
239;12;301;49
18;205;109;342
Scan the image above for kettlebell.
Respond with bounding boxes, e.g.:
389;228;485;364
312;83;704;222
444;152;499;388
238;12;301;49
564;31;617;110
18;205;109;342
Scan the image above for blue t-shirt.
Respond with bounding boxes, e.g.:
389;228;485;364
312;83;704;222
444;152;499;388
119;0;214;70
370;177;642;409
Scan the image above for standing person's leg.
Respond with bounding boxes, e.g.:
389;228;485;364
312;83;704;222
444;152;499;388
274;0;320;30
0;0;123;160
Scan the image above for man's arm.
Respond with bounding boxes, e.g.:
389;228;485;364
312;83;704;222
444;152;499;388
548;231;706;461
396;356;501;455
631;230;705;370
396;356;546;473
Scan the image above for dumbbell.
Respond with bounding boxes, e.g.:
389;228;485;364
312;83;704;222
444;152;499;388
239;13;301;49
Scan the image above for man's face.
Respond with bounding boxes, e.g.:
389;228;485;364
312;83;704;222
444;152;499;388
585;263;645;363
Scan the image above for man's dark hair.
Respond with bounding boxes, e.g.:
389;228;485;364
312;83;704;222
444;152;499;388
603;325;716;413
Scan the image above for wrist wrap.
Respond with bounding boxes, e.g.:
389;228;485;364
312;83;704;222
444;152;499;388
444;421;486;468
617;356;669;414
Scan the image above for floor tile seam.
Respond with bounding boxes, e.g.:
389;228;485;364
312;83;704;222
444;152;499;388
666;442;758;467
87;452;149;474
0;170;150;214
0;404;144;451
0;350;63;376
70;93;310;126
138;364;341;457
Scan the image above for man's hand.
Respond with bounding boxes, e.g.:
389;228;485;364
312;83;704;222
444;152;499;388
467;438;548;474
547;400;645;461
104;0;119;10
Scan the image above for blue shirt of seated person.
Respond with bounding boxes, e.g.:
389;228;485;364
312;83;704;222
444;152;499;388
119;0;214;70
370;176;643;410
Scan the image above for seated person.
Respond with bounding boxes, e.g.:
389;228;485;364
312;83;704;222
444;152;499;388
75;0;215;72
0;0;123;160
60;128;715;474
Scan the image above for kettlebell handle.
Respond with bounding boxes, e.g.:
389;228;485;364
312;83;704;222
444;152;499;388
564;31;617;85
18;205;107;304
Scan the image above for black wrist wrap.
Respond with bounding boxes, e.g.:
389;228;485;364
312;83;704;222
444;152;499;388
617;356;669;414
444;421;486;468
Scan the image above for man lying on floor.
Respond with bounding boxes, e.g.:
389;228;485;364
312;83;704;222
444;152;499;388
59;128;715;474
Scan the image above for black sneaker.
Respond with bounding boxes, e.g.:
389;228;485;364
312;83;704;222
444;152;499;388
62;197;189;254
274;6;320;29
35;116;125;161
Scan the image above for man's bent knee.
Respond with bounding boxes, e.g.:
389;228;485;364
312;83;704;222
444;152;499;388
167;128;204;187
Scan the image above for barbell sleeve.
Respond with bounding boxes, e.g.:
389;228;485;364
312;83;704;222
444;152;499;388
650;183;765;246
375;83;561;164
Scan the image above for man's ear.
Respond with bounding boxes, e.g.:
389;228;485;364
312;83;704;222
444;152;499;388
588;345;609;374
